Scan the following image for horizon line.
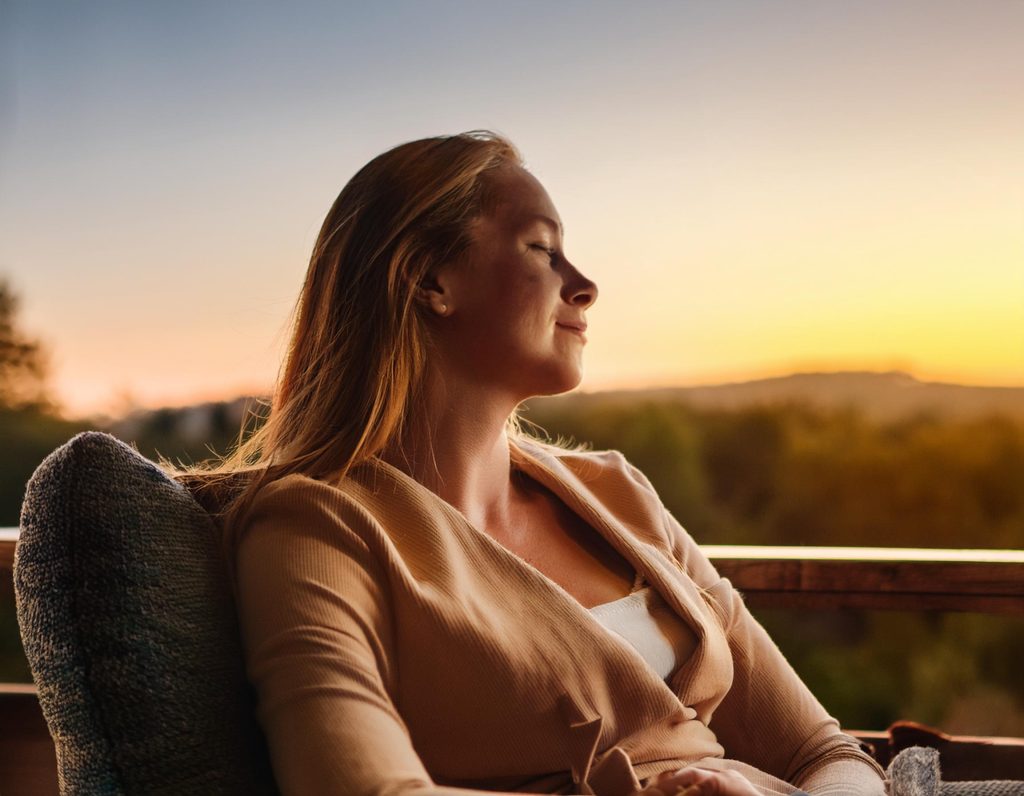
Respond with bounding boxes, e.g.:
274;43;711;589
62;366;1024;422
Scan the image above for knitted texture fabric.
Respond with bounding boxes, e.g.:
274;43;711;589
889;747;940;796
888;746;1024;796
14;431;276;795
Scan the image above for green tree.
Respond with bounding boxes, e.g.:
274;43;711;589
0;276;84;525
0;276;51;411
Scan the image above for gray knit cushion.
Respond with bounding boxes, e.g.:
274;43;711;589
14;431;277;795
888;746;1024;796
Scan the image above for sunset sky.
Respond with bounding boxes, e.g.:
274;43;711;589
1;1;1021;418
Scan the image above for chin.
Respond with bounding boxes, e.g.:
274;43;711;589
529;362;584;398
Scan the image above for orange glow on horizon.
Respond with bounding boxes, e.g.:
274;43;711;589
5;3;1020;422
53;359;1024;421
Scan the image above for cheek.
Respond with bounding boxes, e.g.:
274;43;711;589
458;253;560;336
509;270;557;311
482;272;551;318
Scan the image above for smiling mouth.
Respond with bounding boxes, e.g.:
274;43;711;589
555;322;588;340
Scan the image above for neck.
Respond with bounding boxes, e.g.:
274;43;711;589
380;371;527;530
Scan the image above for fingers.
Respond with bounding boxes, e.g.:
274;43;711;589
645;766;761;796
642;784;701;796
655;767;713;791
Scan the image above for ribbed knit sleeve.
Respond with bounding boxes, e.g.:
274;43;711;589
653;502;888;794
234;475;540;796
234;446;890;796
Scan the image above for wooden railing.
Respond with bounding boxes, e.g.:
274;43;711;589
5;530;1020;612
0;528;16;577
704;544;1024;614
1;528;58;795
2;530;1023;792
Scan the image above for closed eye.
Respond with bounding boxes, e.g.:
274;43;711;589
529;243;558;262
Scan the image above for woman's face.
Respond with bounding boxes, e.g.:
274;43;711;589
430;165;598;400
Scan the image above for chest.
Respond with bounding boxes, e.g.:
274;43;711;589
484;476;638;609
361;462;737;781
387;520;731;784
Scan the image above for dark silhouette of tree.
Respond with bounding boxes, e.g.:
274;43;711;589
0;276;51;411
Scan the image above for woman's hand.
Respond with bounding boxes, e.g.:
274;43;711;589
633;766;762;796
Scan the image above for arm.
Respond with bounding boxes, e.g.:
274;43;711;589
659;506;887;795
615;456;885;795
234;476;528;796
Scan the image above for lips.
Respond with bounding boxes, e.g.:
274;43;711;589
555;321;588;341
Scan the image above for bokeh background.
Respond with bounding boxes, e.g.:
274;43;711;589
2;0;1022;736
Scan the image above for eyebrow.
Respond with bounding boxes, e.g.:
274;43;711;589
527;214;564;236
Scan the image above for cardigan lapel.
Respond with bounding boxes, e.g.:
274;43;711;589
509;439;716;700
365;438;716;704
361;441;718;791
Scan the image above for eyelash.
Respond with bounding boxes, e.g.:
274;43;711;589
530;243;557;261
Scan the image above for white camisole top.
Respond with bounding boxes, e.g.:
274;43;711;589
588;572;699;682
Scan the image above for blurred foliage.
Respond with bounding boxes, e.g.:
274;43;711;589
520;396;1024;734
2;389;1023;735
0;408;88;527
0;277;53;413
755;608;1024;736
522;397;1024;549
126;399;261;472
0;408;81;681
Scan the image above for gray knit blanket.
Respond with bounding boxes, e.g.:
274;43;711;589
888;746;1024;796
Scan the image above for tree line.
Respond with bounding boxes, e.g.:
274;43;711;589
1;275;1022;734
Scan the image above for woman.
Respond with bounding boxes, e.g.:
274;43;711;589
206;132;887;795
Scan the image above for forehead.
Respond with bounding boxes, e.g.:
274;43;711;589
483;166;562;232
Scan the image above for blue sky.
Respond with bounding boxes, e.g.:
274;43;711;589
2;1;1021;416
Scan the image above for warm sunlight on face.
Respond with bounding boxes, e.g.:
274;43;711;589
431;167;598;402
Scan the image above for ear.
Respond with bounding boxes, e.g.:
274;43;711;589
417;265;455;317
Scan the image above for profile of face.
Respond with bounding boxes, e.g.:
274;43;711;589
424;166;599;401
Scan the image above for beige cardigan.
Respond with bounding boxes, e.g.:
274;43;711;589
233;437;887;796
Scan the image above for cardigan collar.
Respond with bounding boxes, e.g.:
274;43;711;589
507;438;720;697
365;436;715;701
362;437;719;794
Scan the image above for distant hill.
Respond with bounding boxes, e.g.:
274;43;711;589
107;371;1024;442
536;370;1024;423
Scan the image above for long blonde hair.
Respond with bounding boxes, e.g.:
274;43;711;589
175;131;526;554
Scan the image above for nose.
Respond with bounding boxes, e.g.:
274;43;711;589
562;262;598;308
